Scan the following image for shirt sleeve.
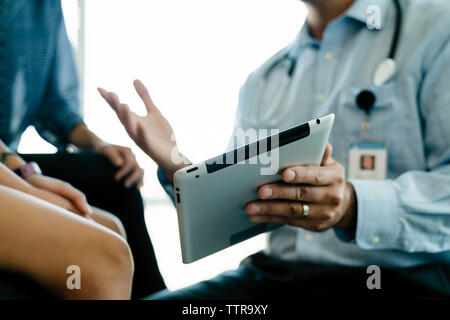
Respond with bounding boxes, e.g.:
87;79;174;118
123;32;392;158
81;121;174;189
35;2;84;149
157;167;176;205
349;31;450;253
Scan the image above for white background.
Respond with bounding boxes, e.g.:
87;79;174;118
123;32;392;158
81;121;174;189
19;0;307;290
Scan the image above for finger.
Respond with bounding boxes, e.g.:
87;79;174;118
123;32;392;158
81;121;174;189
98;88;119;112
57;183;92;216
98;88;132;127
246;200;321;219
321;143;333;166
124;166;144;188
137;178;144;189
104;146;125;167
115;148;136;180
258;183;343;204
248;213;327;231
281;162;343;186
98;88;131;121
134;79;157;114
68;204;89;218
97;87;110;102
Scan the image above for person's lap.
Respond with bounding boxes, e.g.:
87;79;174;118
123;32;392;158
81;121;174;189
148;252;450;300
21;152;166;299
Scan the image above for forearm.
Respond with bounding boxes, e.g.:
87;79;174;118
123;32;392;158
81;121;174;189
0;140;26;170
0;163;34;195
69;123;104;150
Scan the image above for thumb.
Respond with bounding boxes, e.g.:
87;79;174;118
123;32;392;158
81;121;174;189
321;143;334;166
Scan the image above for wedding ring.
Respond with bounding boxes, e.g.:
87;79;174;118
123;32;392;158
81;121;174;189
302;203;309;219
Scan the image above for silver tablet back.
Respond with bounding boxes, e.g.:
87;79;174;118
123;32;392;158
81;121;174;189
174;114;334;263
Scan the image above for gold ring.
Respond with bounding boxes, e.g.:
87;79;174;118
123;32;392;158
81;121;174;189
302;203;309;219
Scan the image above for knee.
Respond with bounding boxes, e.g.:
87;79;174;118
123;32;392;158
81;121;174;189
99;235;134;299
92;211;128;240
109;215;128;240
71;232;134;300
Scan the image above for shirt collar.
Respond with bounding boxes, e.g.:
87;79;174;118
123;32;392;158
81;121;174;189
296;0;393;47
345;0;392;29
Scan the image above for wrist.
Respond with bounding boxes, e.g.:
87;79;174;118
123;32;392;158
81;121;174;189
162;162;190;183
92;140;109;152
14;162;42;180
337;181;357;230
1;152;26;170
70;123;104;151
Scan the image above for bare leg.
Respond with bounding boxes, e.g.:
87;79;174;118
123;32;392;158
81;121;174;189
90;207;127;239
0;185;134;300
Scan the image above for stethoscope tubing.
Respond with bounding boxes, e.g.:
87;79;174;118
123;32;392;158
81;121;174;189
243;0;402;127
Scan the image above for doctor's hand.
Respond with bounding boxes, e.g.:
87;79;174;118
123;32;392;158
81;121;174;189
246;144;357;232
98;80;189;181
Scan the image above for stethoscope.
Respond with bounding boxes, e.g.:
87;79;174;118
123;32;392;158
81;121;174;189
245;0;402;127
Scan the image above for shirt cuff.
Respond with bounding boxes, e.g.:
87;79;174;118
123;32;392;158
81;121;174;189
349;179;401;250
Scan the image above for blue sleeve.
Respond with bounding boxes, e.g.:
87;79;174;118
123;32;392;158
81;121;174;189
35;1;83;149
157;167;176;205
348;32;450;253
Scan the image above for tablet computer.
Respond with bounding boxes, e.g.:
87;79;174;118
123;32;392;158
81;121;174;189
173;113;335;263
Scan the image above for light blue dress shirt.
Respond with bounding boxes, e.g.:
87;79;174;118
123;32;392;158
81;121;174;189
231;0;450;267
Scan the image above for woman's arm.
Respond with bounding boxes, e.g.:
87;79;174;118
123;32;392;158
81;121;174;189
0;140;26;170
0;139;91;216
0;162;85;214
0;162;35;194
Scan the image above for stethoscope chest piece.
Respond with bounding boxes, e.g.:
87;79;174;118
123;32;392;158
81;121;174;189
373;58;396;87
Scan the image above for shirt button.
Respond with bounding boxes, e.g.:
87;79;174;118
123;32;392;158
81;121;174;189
270;119;279;126
370;236;380;244
324;52;333;60
318;94;326;103
304;233;313;242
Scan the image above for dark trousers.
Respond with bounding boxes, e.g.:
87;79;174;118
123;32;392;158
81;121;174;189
22;152;165;299
0;269;57;300
148;252;450;299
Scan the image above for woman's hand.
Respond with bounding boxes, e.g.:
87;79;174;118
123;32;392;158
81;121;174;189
26;175;92;217
245;144;357;232
29;185;86;217
98;80;189;180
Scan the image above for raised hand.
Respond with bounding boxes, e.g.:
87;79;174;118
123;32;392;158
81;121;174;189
98;80;189;180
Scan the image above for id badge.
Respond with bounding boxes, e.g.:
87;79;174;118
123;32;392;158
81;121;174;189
348;141;387;180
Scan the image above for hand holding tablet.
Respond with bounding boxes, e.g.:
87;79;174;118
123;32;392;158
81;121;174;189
174;114;335;263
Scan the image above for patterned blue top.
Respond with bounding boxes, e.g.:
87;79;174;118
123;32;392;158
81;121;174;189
0;0;83;150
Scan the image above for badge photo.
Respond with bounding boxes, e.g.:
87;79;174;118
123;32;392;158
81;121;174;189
348;141;387;180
